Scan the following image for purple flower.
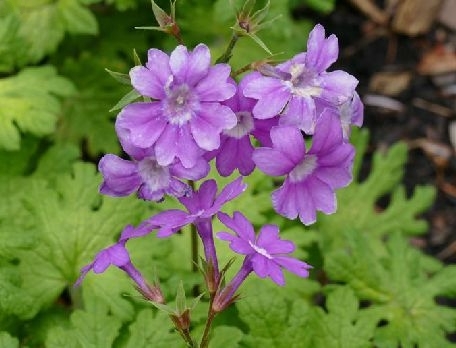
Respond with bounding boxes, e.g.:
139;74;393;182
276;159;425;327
116;44;237;169
131;178;246;287
208;73;279;176
253;110;355;225
98;154;209;201
244;24;358;134
75;226;164;302
339;91;364;139
217;211;311;286
315;91;364;140
144;177;247;238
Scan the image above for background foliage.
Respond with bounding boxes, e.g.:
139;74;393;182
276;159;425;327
1;0;455;347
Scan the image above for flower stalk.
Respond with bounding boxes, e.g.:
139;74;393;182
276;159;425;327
215;32;239;64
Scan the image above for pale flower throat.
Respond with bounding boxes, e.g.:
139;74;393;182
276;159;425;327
289;154;317;183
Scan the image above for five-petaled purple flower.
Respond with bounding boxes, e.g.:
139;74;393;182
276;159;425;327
127;177;247;285
132;177;247;238
116;44;237;169
253;110;355;225
213;211;311;311
217;211;311;285
244;24;358;134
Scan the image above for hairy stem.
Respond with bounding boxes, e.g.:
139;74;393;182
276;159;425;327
189;180;200;297
215;32;239;64
179;328;197;348
199;299;217;348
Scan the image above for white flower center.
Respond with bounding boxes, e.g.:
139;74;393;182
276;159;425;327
289;154;317;183
248;240;273;259
223;111;254;139
138;158;170;191
283;63;322;98
163;77;200;126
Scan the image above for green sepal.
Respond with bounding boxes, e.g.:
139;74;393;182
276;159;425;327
104;68;131;85
109;89;141;112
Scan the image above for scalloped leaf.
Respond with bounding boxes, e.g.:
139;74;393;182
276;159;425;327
17;162;146;318
316;130;436;251
1;0;97;66
0;66;75;150
325;230;456;348
237;281;312;347
46;302;121;348
124;309;182;348
310;287;377;348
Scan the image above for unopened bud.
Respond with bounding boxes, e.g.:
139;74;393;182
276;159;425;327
137;283;165;304
170;309;191;331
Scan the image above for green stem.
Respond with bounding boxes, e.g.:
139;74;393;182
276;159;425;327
215;32;239;64
191;223;199;274
188;181;199;274
233;62;253;77
199;301;217;348
181;328;198;348
189;181;200;297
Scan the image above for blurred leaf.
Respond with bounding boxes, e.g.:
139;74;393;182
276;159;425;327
46;302;121;348
58;0;98;35
0;14;26;73
1;0;98;65
0;66;75;150
0;332;19;348
299;0;336;14
125;309;182;348
0;263;36;321
209;326;243;348
106;0;138;11
58;54;130;156
56;6;151;156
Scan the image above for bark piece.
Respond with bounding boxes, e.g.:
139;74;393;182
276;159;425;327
392;0;443;36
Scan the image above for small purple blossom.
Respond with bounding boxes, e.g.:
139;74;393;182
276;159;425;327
98;154;209;201
208;74;278;177
315;91;364;140
116;44;237;169
244;24;358;134
213;211;311;311
75;226;164;303
130;177;246;285
217;211;311;286
253;110;355;225
142;177;247;238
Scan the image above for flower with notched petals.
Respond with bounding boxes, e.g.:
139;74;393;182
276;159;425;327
116;44;237;169
244;24;358;134
253;110;355;225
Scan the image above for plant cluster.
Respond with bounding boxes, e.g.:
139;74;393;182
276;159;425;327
1;1;456;347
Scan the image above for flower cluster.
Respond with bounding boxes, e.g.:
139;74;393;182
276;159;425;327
77;23;362;334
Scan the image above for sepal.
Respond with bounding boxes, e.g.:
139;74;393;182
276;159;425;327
231;0;279;55
136;1;181;42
